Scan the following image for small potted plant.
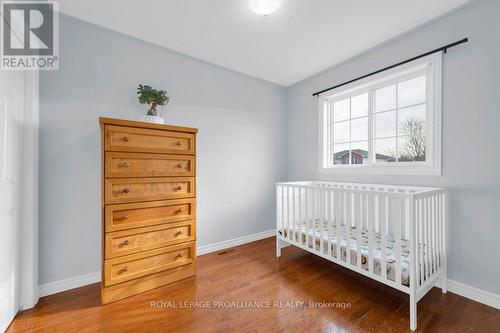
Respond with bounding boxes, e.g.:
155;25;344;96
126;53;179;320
137;84;170;124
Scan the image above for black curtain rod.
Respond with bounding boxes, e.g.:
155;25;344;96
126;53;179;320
312;37;468;97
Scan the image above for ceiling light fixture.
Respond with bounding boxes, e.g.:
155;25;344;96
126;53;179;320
248;0;282;16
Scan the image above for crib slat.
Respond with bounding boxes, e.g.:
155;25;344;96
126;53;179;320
428;196;432;274
295;186;300;243
442;194;447;273
437;194;440;269
335;191;341;260
288;185;297;240
424;196;429;279
297;187;301;243
315;188;319;251
436;195;441;271
307;189;314;248
285;186;289;242
426;197;431;279
405;198;410;241
408;197;416;291
414;198;419;286
367;193;374;274
418;199;424;285
432;195;437;274
357;192;362;270
345;191;350;264
422;197;427;280
291;186;294;242
322;187;326;254
380;195;388;280
395;197;402;285
310;188;314;249
310;188;314;248
429;196;434;276
304;187;309;246
424;197;429;280
312;188;316;250
420;198;425;285
419;199;424;284
280;185;285;237
437;194;442;269
276;186;279;234
320;188;325;254
338;190;343;261
339;190;344;262
327;189;332;257
436;194;441;270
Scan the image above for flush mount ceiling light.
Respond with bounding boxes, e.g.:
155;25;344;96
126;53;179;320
248;0;282;15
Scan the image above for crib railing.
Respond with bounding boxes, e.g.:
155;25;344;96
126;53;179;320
276;181;446;294
413;191;447;295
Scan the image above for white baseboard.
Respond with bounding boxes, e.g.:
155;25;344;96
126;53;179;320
446;279;500;310
37;229;276;299
38;271;101;298
197;229;275;255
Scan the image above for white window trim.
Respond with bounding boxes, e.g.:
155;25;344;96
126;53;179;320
318;52;442;175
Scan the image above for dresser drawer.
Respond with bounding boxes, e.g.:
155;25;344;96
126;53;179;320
105;177;195;204
105;220;195;259
105;125;195;155
104;242;195;286
105;199;196;232
105;152;195;178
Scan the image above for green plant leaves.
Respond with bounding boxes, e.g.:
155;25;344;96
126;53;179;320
137;84;170;106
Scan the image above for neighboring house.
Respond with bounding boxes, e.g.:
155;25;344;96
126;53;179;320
334;149;394;165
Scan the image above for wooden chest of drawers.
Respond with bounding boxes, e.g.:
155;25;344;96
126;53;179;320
100;117;197;304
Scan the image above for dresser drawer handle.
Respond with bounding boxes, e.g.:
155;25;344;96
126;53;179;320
118;239;129;247
120;162;130;168
175;141;182;146
175;253;183;259
175;230;183;236
176;163;183;168
118;266;128;274
175;185;182;191
122;188;130;194
174;208;182;214
115;216;129;221
122;136;129;142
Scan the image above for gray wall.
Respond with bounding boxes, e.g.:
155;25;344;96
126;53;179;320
39;15;287;284
41;0;500;296
287;0;500;294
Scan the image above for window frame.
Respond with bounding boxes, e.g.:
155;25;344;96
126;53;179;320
319;53;442;175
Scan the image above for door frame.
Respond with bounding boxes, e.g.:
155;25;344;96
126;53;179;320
19;70;39;310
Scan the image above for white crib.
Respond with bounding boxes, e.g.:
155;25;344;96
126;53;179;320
276;181;447;331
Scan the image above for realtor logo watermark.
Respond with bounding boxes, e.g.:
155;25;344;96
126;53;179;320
1;1;59;70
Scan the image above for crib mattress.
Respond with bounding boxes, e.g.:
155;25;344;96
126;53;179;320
280;220;413;286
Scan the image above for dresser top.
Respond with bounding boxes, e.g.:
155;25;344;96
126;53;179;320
99;117;198;133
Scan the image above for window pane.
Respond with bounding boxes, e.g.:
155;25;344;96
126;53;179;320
398;104;426;135
398;133;426;162
351;93;368;118
375;84;396;112
374;111;396;138
351;117;367;142
398;75;426;108
374;137;396;163
350;141;368;165
333;121;349;143
333;98;350;122
333;143;350;165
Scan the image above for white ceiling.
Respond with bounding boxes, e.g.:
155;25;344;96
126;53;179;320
59;0;471;86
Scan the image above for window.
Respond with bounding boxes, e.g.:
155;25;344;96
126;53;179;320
319;53;441;175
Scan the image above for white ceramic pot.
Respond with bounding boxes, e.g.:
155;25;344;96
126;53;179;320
141;115;165;124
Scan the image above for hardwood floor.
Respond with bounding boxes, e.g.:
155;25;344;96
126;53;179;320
9;237;500;332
